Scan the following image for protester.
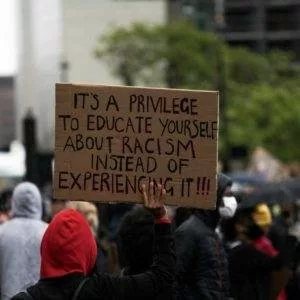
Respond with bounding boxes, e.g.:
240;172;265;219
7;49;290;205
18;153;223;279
227;209;296;300
219;215;241;255
117;207;155;275
174;173;232;299
268;204;300;299
251;203;287;300
0;188;12;224
216;195;238;242
268;204;293;256
251;203;277;253
11;182;175;300
173;207;191;229
0;182;48;300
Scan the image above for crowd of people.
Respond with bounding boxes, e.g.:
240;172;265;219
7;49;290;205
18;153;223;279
0;174;299;300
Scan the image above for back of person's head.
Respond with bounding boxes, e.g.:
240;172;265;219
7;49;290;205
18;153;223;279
174;207;192;228
234;208;265;241
117;207;154;274
11;182;42;219
40;208;97;278
67;201;99;237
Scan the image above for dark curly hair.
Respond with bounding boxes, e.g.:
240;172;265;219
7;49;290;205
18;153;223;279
117;207;155;274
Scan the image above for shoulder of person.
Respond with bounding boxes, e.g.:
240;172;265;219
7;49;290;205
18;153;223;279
190;215;212;236
175;215;210;241
176;215;198;230
10;292;32;300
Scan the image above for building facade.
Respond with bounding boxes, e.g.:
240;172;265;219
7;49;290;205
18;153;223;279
16;0;62;151
223;0;300;57
173;0;299;58
15;0;166;151
62;0;166;85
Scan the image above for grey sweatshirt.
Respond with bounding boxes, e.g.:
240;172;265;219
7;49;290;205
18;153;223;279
0;182;48;300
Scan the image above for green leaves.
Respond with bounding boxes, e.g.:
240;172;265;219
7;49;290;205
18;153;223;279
227;82;300;161
94;21;300;162
226;47;274;84
95;21;223;89
95;23;164;86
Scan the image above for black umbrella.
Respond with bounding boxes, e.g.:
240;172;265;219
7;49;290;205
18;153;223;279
236;183;295;209
278;177;300;200
227;171;267;187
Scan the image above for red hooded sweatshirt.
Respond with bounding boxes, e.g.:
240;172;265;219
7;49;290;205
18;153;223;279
40;209;97;278
11;207;175;300
253;236;286;300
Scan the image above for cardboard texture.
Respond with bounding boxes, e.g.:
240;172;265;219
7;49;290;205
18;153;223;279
54;83;219;208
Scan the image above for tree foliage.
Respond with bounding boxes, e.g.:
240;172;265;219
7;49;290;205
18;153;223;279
95;22;300;162
95;22;223;89
227;82;300;161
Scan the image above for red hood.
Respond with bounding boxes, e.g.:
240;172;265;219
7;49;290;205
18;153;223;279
40;209;97;278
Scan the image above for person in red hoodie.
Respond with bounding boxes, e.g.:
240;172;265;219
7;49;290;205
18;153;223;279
251;203;288;300
11;182;175;300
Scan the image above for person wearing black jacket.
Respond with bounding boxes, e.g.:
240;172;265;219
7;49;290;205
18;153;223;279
227;209;296;300
116;206;173;300
174;173;232;300
228;240;285;300
11;182;175;300
117;207;156;276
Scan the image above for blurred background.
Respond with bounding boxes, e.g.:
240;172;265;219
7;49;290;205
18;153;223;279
0;0;299;219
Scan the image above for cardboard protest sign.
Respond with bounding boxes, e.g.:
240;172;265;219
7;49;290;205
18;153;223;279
54;83;219;208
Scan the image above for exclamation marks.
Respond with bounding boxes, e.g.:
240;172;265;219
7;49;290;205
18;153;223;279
206;179;210;195
201;177;206;194
196;177;210;195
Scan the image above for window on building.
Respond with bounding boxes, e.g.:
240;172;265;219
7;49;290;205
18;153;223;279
266;6;300;31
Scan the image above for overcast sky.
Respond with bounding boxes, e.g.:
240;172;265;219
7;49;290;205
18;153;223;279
0;0;17;75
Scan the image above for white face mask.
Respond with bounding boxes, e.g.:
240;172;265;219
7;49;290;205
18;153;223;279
219;196;238;219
